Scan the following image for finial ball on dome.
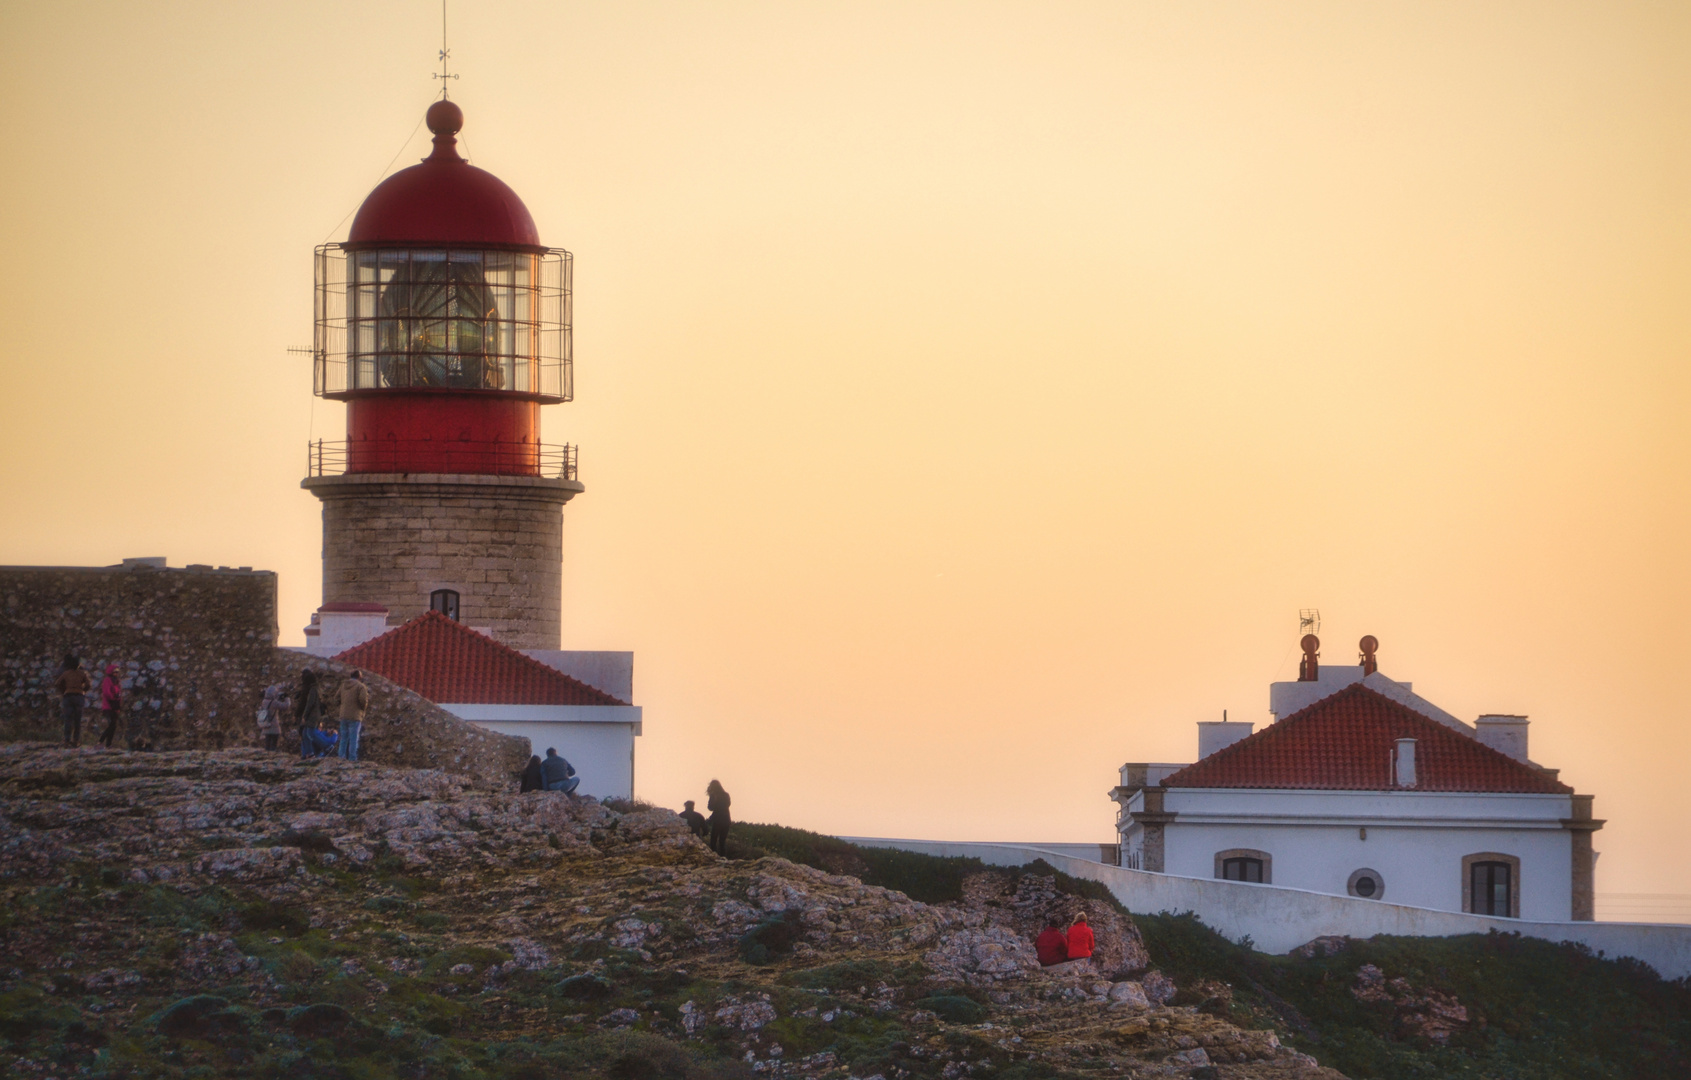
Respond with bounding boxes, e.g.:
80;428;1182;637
427;99;464;136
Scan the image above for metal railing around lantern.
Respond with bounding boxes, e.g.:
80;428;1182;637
313;244;572;403
306;439;578;480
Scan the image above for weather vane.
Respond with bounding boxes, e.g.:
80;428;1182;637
433;0;459;98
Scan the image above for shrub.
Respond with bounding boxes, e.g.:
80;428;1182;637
289;1002;352;1038
156;995;246;1039
916;994;987;1024
558;973;614;1000
740;909;805;965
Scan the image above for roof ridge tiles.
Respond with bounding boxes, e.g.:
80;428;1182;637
333;611;629;707
1161;683;1569;795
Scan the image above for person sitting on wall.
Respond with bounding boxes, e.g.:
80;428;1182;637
303;720;339;759
679;800;708;838
520;755;544;793
541;748;579;794
1035;918;1069;967
1066;912;1095;962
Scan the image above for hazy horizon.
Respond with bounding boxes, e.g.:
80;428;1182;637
1;1;1686;906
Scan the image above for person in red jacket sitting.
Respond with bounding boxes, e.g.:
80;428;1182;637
1066;912;1095;961
1035;918;1069;966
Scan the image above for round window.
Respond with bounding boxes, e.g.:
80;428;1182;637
1347;868;1385;900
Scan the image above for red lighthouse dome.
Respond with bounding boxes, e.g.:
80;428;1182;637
309;100;574;479
347;101;541;250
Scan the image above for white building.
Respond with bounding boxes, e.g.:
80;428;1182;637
325;608;643;800
1111;645;1600;921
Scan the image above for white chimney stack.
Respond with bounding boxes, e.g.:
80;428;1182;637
1475;715;1529;762
1393;738;1417;787
1197;720;1255;759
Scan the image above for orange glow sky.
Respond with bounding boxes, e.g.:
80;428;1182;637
2;2;1687;902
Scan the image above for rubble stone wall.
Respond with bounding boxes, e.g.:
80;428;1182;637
0;564;279;748
0;563;528;789
269;649;528;790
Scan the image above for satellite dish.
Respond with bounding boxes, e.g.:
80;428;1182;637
1301;634;1320;655
1359;635;1379;656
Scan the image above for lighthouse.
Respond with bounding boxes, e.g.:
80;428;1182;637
302;99;581;649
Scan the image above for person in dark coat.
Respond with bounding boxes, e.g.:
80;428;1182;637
520;755;544;792
678;800;708;838
705;779;732;855
540;748;579;794
1035;919;1069;966
294;669;323;759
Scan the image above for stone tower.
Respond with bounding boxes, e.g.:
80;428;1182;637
301;99;581;649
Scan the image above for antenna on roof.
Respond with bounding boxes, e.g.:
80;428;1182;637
1298;608;1321;637
433;0;459;98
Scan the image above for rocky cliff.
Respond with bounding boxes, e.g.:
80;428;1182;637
0;745;1341;1080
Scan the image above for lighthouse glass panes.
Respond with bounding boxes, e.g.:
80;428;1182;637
313;244;572;402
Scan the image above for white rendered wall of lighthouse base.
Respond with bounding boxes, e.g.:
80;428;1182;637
1112;665;1595;921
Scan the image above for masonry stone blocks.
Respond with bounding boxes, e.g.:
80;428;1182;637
301;472;583;650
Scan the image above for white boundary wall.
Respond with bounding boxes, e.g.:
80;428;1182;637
844;838;1691;981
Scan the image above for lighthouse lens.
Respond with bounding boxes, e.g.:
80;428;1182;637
329;245;565;401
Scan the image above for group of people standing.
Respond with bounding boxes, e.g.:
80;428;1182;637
51;655;141;750
678;779;733;855
265;668;370;761
1035;912;1095;967
50;655;372;761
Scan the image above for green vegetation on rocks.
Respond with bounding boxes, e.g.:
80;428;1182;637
1;746;1685;1080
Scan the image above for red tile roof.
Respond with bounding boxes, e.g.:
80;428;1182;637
1162;683;1569;794
334;612;629;706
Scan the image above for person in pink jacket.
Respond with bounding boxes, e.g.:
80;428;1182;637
96;664;124;749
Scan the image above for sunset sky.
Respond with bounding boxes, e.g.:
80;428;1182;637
2;2;1687;906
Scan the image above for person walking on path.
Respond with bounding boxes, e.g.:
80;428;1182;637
1035;918;1069;966
540;748;579;794
519;754;544;792
294;669;323;759
54;655;92;747
1066;912;1095;962
679;800;708;839
705;780;732;855
337;669;370;762
96;663;125;749
257;684;286;751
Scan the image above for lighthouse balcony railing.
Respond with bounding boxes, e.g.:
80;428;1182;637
306;439;578;481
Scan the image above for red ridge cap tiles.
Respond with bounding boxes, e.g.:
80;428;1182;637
1162;683;1569;794
333;611;629;707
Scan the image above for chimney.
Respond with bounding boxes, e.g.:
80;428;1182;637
1197;714;1255;759
1393;738;1417;787
1359;634;1378;675
309;602;391;653
1475;715;1529;762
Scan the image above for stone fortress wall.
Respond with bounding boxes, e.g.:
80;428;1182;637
0;561;527;788
302;472;581;650
0;561;279;748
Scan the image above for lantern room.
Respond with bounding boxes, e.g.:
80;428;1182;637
309;100;574;478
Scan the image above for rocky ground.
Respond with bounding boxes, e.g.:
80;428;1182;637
0;744;1343;1080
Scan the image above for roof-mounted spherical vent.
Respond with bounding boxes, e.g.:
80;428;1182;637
347;102;541;249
